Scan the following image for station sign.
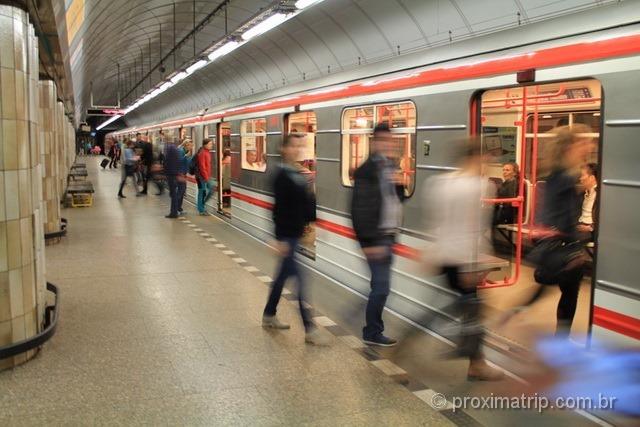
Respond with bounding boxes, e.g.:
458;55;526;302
87;108;123;116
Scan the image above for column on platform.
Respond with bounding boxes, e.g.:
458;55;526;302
38;81;61;236
0;5;46;369
55;101;65;199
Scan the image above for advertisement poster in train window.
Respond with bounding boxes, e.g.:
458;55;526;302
481;126;517;163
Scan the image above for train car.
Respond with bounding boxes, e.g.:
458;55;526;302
113;26;640;352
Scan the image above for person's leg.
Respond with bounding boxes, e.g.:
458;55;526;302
141;165;149;194
166;175;178;216
363;246;392;341
203;181;213;205
264;238;295;319
118;173;127;197
177;180;186;212
196;179;205;213
556;267;583;336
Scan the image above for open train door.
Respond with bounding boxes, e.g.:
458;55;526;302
478;79;602;348
218;122;232;217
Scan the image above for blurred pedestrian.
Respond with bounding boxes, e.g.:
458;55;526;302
351;123;406;347
262;134;329;346
195;139;213;215
423;137;504;381
117;139;140;198
163;139;181;218
525;125;594;336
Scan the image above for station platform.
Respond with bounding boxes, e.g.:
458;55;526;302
0;160;612;426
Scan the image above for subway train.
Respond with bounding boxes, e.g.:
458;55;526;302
110;25;640;353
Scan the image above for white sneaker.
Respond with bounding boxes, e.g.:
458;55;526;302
305;328;332;346
262;315;290;329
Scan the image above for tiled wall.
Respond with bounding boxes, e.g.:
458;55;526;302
0;5;46;370
39;80;60;235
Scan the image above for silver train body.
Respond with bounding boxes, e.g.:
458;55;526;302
112;25;640;349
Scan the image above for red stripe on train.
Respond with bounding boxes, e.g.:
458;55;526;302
128;33;640;132
593;306;640;341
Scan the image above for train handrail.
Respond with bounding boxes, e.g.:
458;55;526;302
0;282;59;360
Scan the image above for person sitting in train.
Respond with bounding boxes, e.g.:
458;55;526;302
351;123;406;347
245;148;266;171
494;162;519;224
577;162;598;242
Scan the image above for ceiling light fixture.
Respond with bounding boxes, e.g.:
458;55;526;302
170;71;188;84
96;114;122;130
208;40;242;61
295;0;324;9
186;59;209;75
242;13;290;41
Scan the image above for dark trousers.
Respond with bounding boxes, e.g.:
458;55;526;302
166;175;179;216
362;244;392;340
264;237;313;331
177;179;186;212
141;164;151;193
109;156;118;168
118;165;136;196
512;263;583;336
442;266;484;360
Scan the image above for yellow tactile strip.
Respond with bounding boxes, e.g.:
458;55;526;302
174;214;484;427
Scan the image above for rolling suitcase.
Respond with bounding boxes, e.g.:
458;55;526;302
100;158;110;168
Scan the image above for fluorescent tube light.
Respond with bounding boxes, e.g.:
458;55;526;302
96;114;122;130
208;40;241;61
186;59;208;75
295;0;323;9
242;13;289;41
170;71;188;84
160;81;173;91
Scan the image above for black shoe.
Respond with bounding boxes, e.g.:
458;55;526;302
155;192;163;196
165;214;178;219
136;192;146;197
118;194;126;199
363;335;397;347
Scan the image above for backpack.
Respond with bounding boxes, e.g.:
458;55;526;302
189;150;200;176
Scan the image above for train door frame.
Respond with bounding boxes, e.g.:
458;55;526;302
217;122;232;217
472;77;604;344
284;111;318;259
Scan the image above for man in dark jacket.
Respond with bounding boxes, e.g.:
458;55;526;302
139;135;155;195
163;139;181;218
262;134;329;346
351;123;405;347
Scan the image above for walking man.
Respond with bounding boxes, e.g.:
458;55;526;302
351;123;405;347
262;134;329;346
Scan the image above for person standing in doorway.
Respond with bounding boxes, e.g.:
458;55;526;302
262;134;329;346
177;139;194;215
195;139;213;215
351;123;405;347
163;139;181;218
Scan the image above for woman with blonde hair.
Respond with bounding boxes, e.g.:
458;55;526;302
524;124;595;336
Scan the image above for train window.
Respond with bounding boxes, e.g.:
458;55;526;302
241;118;267;172
341;102;416;196
287;111;317;178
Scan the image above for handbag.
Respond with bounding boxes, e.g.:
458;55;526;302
528;237;583;285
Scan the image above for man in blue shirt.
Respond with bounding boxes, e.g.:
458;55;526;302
177;140;194;215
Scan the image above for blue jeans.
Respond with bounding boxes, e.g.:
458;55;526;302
363;244;393;340
264;237;313;331
197;179;212;213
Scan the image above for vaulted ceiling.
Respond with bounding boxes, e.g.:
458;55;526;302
53;0;628;127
